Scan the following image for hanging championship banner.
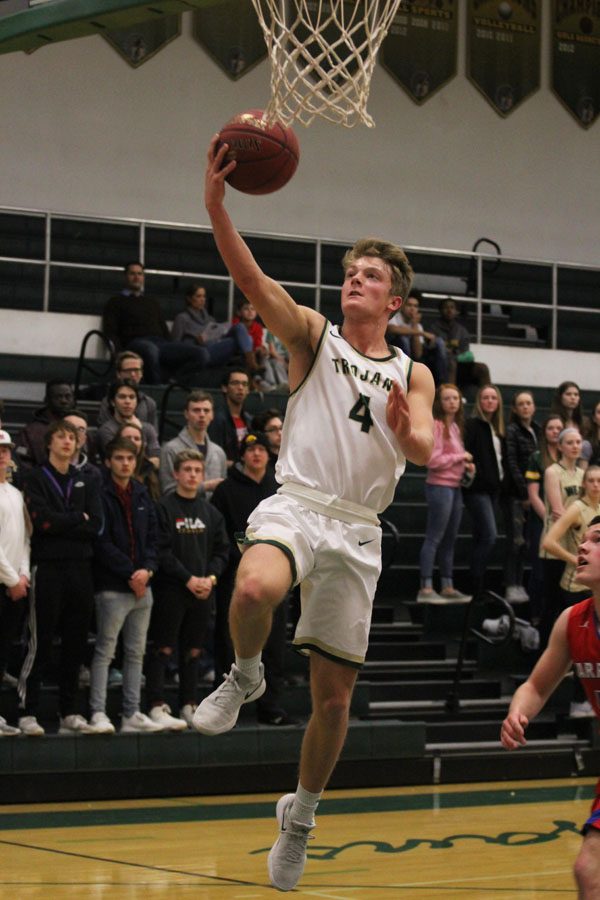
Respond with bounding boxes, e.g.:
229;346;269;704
193;0;266;80
104;16;180;68
380;1;458;105
467;1;540;117
552;2;600;129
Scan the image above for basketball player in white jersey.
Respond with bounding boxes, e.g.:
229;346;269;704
194;136;435;891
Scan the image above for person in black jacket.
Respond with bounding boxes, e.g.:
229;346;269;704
211;432;296;725
503;391;541;604
208;369;253;466
18;420;103;736
146;449;229;729
88;437;162;734
463;385;506;596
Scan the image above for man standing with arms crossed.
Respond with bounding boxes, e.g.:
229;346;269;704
194;137;435;891
502;515;600;897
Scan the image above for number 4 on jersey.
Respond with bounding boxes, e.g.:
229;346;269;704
349;394;374;434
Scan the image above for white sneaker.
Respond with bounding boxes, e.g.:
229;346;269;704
149;704;188;731
506;585;529;604
439;588;472;603
192;663;266;736
121;711;165;733
89;711;116;734
180;704;196;727
18;716;45;736
570;701;595;718
416;588;451;605
59;714;97;735
0;716;20;736
268;793;314;891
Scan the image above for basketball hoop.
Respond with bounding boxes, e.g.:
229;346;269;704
250;0;402;128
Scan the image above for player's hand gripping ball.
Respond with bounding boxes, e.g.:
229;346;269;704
217;109;300;195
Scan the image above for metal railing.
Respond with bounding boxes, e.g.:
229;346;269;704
1;204;600;351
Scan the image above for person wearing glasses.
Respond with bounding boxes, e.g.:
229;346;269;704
251;408;283;468
97;352;158;430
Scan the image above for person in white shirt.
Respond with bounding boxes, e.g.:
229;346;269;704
0;429;30;735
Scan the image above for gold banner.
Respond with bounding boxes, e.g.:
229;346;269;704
552;1;600;128
467;1;540;116
380;1;458;104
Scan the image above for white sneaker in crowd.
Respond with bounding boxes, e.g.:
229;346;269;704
268;793;314;892
416;588;447;605
59;714;97;735
506;585;529;604
120;711;165;733
570;701;595;718
0;715;21;736
18;716;45;736
439;588;472;603
180;704;196;727
89;711;116;734
149;704;188;731
193;663;265;736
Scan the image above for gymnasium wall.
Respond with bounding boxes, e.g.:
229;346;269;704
1;11;599;267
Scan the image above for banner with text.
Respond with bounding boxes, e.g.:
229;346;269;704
380;1;458;105
552;2;600;128
467;1;540;116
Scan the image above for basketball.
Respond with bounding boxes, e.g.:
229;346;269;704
217;109;300;195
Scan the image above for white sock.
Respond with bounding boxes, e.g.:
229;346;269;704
290;782;321;826
235;653;261;684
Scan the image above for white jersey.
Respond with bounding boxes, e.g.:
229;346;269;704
276;321;412;513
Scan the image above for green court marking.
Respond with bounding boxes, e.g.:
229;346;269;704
0;783;595;832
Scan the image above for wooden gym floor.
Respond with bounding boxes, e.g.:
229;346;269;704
0;777;594;898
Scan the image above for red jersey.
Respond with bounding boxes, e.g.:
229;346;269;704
567;596;600;717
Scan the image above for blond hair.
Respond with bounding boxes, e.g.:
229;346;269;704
342;237;413;299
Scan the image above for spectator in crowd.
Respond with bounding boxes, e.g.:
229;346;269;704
146;450;229;729
159;391;227;497
208;370;253;466
262;328;290;391
387;289;448;385
103;262;209;384
503;391;541;604
525;415;563;626
251;408;284;469
232;297;267;371
63;410;102;489
585;399;600;466
97;351;158;429
88;437;163;734
171;283;259;373
417;384;473;605
463;385;506;596
18;420;102;736
430;297;491;391
15;379;74;469
500;517;600;897
538;428;584;649
0;429;30;735
541;465;600;717
212;433;296;725
96;380;160;464
551;381;589;434
117;421;161;502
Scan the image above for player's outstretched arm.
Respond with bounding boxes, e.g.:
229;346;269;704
204;136;322;354
500;608;572;750
386;362;434;466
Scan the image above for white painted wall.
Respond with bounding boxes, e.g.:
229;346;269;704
0;8;599;266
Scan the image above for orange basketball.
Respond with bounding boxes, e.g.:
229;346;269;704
217;109;300;195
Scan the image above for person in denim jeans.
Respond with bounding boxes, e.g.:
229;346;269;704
463;385;506;597
89;437;162;734
418;384;474;604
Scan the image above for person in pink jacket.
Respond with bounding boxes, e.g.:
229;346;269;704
417;383;475;604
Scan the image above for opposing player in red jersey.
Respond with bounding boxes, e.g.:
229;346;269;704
502;514;600;896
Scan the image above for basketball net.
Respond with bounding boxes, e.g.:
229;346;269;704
250;0;402;128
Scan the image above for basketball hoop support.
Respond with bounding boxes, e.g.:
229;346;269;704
250;0;402;128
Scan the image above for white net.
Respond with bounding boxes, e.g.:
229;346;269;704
250;0;402;128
